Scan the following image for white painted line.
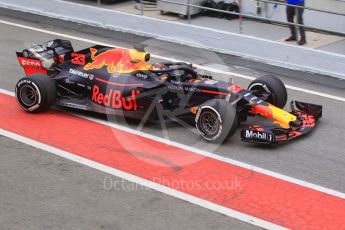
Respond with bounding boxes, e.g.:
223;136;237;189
1;19;345;102
0;88;14;96
2;87;345;202
0;128;287;230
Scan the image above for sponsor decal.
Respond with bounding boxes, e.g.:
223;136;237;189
111;72;121;79
17;79;32;87
243;130;274;142
84;48;136;74
69;69;95;80
19;58;42;68
135;73;149;80
168;84;201;93
18;57;47;75
91;85;139;111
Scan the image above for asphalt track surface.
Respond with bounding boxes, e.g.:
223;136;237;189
1;9;345;230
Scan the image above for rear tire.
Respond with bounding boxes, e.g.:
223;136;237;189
195;99;238;143
248;75;287;108
15;74;56;113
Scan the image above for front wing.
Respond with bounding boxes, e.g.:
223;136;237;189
241;101;322;144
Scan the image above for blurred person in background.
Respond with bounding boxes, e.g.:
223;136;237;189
285;0;306;45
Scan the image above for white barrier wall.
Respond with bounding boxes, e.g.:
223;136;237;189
1;0;345;79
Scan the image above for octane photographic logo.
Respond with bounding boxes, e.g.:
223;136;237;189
103;176;242;192
104;38;235;168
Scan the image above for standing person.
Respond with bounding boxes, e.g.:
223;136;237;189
285;0;306;45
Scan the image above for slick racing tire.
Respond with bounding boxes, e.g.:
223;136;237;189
248;75;287;109
196;99;238;143
15;74;56;113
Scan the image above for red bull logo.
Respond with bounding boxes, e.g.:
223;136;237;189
84;48;140;74
92;85;139;111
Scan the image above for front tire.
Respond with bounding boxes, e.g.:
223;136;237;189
15;74;56;113
195;99;238;143
248;75;287;108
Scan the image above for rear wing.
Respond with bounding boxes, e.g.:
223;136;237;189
16;39;74;76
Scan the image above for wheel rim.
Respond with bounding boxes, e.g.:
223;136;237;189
199;111;220;136
19;85;37;107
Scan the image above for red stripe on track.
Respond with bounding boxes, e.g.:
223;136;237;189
1;93;345;229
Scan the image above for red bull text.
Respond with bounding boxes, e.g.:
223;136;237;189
91;85;139;111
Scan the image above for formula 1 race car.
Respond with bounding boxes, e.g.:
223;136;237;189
15;39;322;144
